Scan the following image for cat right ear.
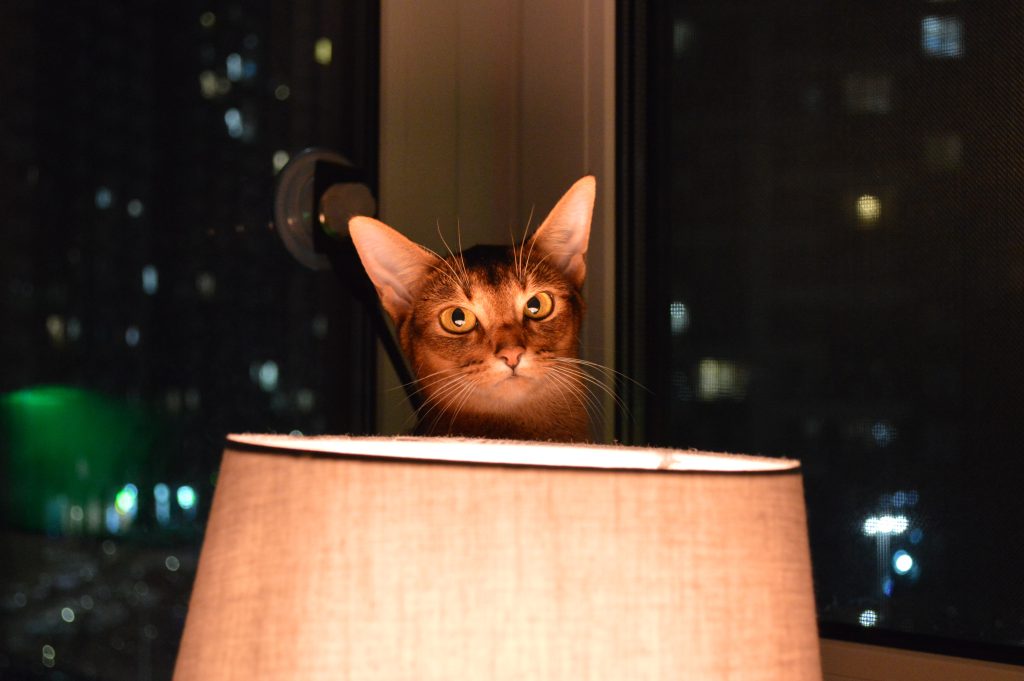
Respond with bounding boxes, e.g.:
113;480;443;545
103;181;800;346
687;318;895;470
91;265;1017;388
349;216;442;323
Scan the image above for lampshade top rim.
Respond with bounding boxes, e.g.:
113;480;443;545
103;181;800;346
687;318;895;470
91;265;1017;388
226;434;800;474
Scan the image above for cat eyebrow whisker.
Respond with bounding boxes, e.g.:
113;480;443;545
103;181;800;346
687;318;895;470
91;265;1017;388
415;241;466;292
509;226;523;284
436;221;471;294
455;219;471;290
510;205;536;286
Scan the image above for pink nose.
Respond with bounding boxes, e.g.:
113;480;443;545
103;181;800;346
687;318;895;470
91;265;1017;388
497;346;525;368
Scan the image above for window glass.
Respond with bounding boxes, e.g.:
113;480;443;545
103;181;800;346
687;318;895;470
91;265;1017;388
0;2;378;678
632;1;1024;660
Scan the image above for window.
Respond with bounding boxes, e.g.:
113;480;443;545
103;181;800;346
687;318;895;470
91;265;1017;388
0;2;379;678
620;0;1024;665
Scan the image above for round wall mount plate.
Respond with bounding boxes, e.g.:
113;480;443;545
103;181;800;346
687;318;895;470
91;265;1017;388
273;148;350;270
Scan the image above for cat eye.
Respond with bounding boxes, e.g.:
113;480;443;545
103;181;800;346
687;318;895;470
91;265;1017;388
439;306;478;334
523;291;554;320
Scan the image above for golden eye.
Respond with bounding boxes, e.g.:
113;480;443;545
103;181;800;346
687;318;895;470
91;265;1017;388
439;306;477;334
523;291;554;320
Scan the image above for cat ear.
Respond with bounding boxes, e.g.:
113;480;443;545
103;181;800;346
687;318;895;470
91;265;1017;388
528;175;595;289
349;216;442;323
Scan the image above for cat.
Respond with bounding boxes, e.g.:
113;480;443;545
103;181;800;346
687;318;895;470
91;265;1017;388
349;176;596;441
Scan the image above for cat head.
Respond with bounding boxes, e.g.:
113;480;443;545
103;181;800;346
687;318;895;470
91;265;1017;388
349;176;595;438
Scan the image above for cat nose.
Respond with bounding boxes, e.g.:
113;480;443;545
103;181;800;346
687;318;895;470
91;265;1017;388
496;346;525;369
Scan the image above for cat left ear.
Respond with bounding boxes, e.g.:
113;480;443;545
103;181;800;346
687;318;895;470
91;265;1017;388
349;216;442;324
528;175;595;289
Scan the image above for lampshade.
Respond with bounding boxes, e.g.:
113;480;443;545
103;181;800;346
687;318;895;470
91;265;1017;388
173;435;822;680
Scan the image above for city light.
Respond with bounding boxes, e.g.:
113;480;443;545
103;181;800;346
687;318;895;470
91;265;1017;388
258;360;280;392
196;272;217;298
199;70;218;99
224;108;244;139
95;187;113;210
871;421;895;447
177;485;197;511
155;483;171;525
314;38;333;65
125;326;140;347
697;358;748;402
669;301;690;335
921;16;963;59
273;150;290;173
893;550;914;575
45;315;65;345
862;514;909;536
274;84;291;101
856;194;881;227
142;265;158;294
115;484;138;515
226;53;243;82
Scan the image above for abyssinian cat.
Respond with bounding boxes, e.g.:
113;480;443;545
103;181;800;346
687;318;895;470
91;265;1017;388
349;176;596;441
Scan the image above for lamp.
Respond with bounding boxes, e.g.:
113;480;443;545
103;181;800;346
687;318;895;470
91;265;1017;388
173;435;822;680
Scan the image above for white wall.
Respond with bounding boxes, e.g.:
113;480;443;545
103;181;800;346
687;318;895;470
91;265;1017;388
377;0;615;437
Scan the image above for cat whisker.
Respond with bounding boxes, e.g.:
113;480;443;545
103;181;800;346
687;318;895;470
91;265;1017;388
546;362;634;422
388;366;463;393
545;368;598;423
427;378;475;435
542;367;578;414
546;367;607;431
456;219;471;287
445;379;479;435
397;373;465;429
436;221;470;292
550;357;650;392
413;373;475;432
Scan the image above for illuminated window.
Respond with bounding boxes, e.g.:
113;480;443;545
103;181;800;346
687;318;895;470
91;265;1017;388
94;187;113;210
226;53;243;82
142;265;158;294
272;150;290;173
314;38;333;65
855;194;882;228
669;301;690;335
697;359;748;402
673;21;695;57
921;16;963;59
223;108;243;139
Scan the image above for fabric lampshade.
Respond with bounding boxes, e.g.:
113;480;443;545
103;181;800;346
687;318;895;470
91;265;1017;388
173;435;822;680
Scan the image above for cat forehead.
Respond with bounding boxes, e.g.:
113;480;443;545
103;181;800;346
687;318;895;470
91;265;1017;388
423;244;568;299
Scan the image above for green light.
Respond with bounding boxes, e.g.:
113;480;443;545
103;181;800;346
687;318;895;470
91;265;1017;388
2;385;165;533
177;485;197;510
115;485;138;515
